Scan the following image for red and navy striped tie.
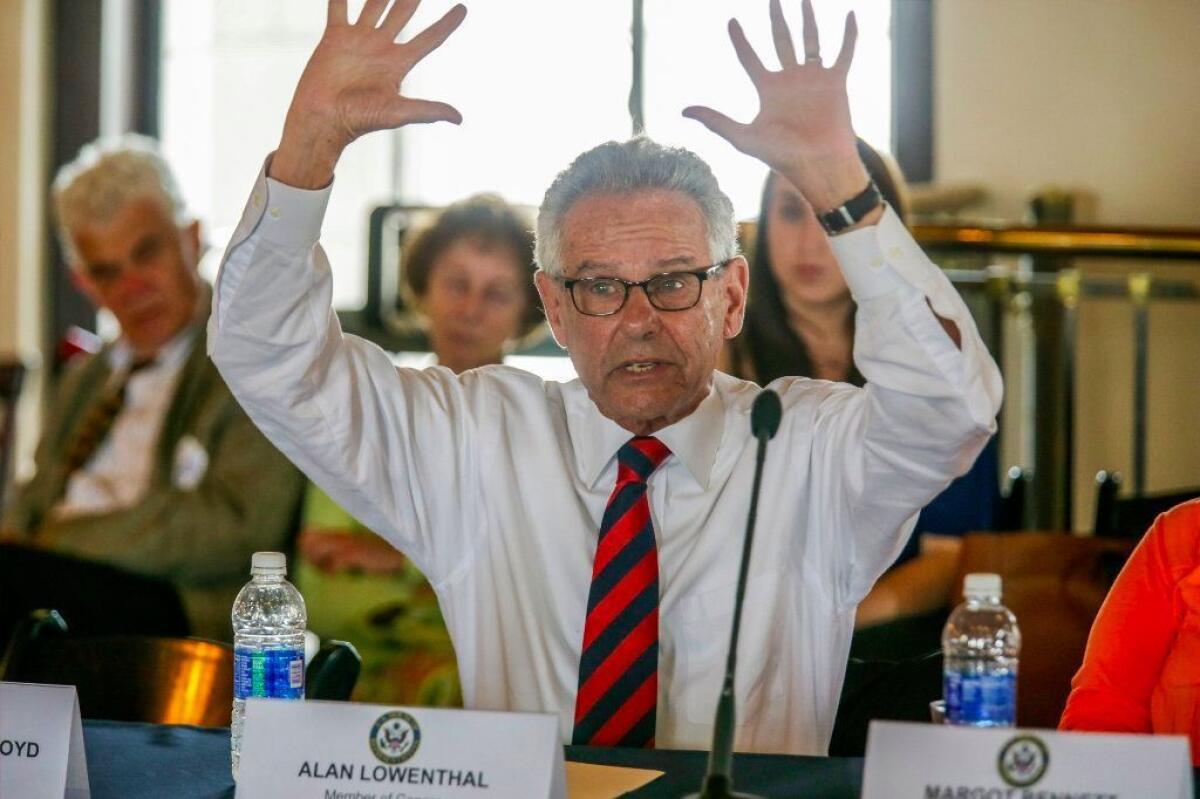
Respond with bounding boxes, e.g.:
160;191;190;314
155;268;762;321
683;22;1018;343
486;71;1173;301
573;435;671;748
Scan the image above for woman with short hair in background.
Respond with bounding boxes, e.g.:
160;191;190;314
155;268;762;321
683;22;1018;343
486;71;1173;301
295;194;545;706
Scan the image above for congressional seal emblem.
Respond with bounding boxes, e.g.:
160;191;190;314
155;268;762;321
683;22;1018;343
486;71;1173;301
997;734;1049;788
369;710;422;765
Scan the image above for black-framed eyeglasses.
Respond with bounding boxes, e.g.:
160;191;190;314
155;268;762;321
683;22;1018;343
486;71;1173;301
557;261;729;317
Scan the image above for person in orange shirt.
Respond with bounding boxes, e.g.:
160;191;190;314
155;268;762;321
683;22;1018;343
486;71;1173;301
1060;499;1200;764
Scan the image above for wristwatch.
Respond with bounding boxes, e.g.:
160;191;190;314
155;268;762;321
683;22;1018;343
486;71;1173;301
816;180;883;235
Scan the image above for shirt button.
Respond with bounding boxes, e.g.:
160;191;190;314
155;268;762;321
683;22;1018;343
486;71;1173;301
252;193;261;208
872;257;884;269
269;207;281;219
888;246;903;259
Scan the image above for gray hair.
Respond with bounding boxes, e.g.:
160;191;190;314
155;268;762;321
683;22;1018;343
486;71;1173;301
52;133;189;266
535;137;739;276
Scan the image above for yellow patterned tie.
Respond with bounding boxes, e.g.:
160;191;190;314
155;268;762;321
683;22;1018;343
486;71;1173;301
61;358;154;479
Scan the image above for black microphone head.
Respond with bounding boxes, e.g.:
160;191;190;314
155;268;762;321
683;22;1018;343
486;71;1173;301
750;389;782;440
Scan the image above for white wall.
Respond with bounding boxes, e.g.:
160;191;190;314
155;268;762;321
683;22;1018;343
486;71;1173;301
0;0;48;486
935;0;1200;529
935;0;1200;226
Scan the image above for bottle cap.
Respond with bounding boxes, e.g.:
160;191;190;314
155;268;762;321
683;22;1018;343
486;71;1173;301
251;551;287;573
963;572;1001;598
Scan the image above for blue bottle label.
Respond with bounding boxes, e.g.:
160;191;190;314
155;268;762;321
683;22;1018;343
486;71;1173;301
944;669;1017;726
234;646;305;700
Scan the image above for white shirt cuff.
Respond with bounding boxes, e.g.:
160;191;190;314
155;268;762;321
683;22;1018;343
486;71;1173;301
828;204;927;302
257;175;333;250
210;156;333;340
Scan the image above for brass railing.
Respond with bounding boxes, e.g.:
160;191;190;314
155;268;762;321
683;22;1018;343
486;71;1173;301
916;221;1200;530
913;222;1200;260
360;208;1200;531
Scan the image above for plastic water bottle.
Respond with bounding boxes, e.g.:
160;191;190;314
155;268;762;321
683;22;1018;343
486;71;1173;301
941;572;1021;727
231;551;307;779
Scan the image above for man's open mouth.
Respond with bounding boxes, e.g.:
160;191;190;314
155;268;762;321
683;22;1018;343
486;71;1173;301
618;360;669;375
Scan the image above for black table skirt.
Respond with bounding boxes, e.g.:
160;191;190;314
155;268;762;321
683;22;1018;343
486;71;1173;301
82;720;1197;798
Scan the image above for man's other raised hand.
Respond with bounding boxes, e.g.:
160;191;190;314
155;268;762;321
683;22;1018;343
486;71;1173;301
683;0;872;216
271;0;467;189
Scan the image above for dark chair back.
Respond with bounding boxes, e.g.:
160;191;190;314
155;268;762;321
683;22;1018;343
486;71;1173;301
2;623;235;727
2;612;361;727
1;607;70;661
0;544;189;646
1093;470;1200;539
996;465;1033;531
1092;470;1123;537
306;640;362;701
0;358;27;508
953;531;1133;728
830;650;942;757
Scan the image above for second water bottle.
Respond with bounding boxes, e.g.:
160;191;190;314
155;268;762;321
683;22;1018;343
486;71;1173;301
942;572;1021;727
230;551;307;779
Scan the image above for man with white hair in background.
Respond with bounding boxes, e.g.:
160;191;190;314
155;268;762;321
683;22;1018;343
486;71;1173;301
209;0;1002;754
1;135;304;640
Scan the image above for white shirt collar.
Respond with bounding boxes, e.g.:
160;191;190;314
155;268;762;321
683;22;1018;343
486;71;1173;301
563;375;727;492
107;322;198;374
108;284;211;373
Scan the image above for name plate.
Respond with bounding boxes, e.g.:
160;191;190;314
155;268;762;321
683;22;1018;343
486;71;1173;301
236;699;565;798
863;720;1193;798
0;682;90;799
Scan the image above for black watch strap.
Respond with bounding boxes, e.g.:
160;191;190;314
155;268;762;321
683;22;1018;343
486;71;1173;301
817;180;883;234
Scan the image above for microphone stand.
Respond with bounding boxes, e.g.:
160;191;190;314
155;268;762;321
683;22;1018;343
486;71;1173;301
685;390;781;799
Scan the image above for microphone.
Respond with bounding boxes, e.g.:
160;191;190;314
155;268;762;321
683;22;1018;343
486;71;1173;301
686;389;782;799
751;388;783;440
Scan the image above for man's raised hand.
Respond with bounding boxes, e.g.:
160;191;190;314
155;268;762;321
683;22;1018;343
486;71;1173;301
683;0;868;213
271;0;467;189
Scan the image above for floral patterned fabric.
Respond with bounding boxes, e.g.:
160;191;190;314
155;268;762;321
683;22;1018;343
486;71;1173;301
293;484;461;707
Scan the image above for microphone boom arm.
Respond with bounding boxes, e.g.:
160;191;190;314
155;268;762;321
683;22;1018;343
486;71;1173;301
688;389;781;799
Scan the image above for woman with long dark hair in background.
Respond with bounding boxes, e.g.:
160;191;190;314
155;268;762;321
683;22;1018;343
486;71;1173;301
725;140;999;643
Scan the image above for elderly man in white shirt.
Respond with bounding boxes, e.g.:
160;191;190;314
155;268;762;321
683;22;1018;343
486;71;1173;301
209;0;1002;755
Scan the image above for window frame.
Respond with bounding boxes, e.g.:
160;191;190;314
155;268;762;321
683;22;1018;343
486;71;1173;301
140;1;929;352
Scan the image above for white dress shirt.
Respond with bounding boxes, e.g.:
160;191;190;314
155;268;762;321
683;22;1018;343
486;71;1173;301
390;351;578;383
209;164;1002;755
54;327;195;519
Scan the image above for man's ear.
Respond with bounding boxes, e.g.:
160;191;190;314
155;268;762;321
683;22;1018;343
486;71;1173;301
182;219;203;271
721;256;749;339
534;271;567;349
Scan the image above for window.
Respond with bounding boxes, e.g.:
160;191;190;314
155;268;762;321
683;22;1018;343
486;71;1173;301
161;1;892;311
161;0;395;309
396;2;633;209
642;0;892;219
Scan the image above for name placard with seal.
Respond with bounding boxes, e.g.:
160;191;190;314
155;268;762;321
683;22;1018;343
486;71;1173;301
235;699;565;798
862;720;1193;798
0;682;90;798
